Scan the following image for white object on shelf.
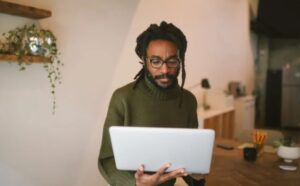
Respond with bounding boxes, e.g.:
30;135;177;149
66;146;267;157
234;95;255;138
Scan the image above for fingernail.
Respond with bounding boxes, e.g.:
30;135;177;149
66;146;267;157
138;165;143;171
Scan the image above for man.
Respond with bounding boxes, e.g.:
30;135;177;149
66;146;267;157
98;21;205;186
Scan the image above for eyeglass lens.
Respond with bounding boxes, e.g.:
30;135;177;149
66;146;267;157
148;57;180;68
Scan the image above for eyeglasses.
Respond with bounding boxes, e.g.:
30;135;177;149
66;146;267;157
147;56;181;69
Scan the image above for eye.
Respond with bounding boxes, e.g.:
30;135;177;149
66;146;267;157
167;58;178;63
150;58;162;66
166;58;179;66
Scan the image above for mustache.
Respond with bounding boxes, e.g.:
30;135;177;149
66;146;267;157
153;73;177;80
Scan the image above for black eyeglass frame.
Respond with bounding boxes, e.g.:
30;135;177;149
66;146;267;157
145;55;182;69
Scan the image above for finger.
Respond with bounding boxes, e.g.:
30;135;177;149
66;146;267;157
159;168;187;183
135;165;144;179
156;163;171;176
169;168;187;177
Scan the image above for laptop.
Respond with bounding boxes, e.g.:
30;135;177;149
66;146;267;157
109;126;215;174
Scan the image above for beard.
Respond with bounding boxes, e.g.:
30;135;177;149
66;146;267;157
145;67;179;90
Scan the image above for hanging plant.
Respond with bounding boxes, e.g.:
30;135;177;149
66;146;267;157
0;24;62;114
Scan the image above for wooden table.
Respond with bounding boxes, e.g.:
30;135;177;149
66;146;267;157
206;139;300;186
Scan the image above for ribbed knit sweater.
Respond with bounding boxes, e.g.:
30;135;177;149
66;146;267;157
98;76;205;186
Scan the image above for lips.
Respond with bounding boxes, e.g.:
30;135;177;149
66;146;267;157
160;77;170;82
147;71;178;89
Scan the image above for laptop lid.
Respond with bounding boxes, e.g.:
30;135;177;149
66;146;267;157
109;126;215;174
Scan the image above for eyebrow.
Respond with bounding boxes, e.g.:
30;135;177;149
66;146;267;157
149;55;178;60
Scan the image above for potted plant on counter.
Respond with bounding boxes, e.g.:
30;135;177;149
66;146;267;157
275;136;300;171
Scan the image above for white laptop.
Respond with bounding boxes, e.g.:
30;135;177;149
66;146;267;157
109;126;215;174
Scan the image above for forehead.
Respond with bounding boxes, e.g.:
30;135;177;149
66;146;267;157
146;40;177;57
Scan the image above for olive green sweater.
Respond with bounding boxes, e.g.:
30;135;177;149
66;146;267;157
98;76;204;186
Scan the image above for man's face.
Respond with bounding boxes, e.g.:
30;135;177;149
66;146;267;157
146;40;180;88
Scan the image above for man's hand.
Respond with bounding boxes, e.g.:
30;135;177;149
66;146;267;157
135;163;187;186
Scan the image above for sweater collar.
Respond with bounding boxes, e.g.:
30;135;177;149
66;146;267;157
139;75;181;100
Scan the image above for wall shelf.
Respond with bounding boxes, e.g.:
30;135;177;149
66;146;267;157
0;0;51;19
0;54;50;63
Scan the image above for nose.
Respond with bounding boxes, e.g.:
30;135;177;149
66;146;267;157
160;63;170;74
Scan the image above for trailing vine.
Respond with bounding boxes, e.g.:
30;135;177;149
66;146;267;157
0;24;62;114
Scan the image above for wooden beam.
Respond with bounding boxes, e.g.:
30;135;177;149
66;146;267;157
0;0;51;19
0;54;51;63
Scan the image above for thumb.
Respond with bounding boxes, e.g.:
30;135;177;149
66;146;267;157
135;165;144;179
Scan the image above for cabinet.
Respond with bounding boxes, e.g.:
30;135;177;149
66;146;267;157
198;107;235;139
0;1;51;63
234;96;255;138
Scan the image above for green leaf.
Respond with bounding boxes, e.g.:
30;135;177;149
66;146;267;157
0;23;62;114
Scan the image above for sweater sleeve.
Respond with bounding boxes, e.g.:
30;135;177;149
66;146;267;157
184;93;206;185
98;90;135;186
188;92;199;129
182;176;206;186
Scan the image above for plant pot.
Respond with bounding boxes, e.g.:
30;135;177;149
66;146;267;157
277;145;300;163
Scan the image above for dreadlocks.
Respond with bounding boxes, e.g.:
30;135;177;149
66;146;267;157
134;21;187;94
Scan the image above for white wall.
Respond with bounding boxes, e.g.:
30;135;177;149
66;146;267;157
0;0;254;186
